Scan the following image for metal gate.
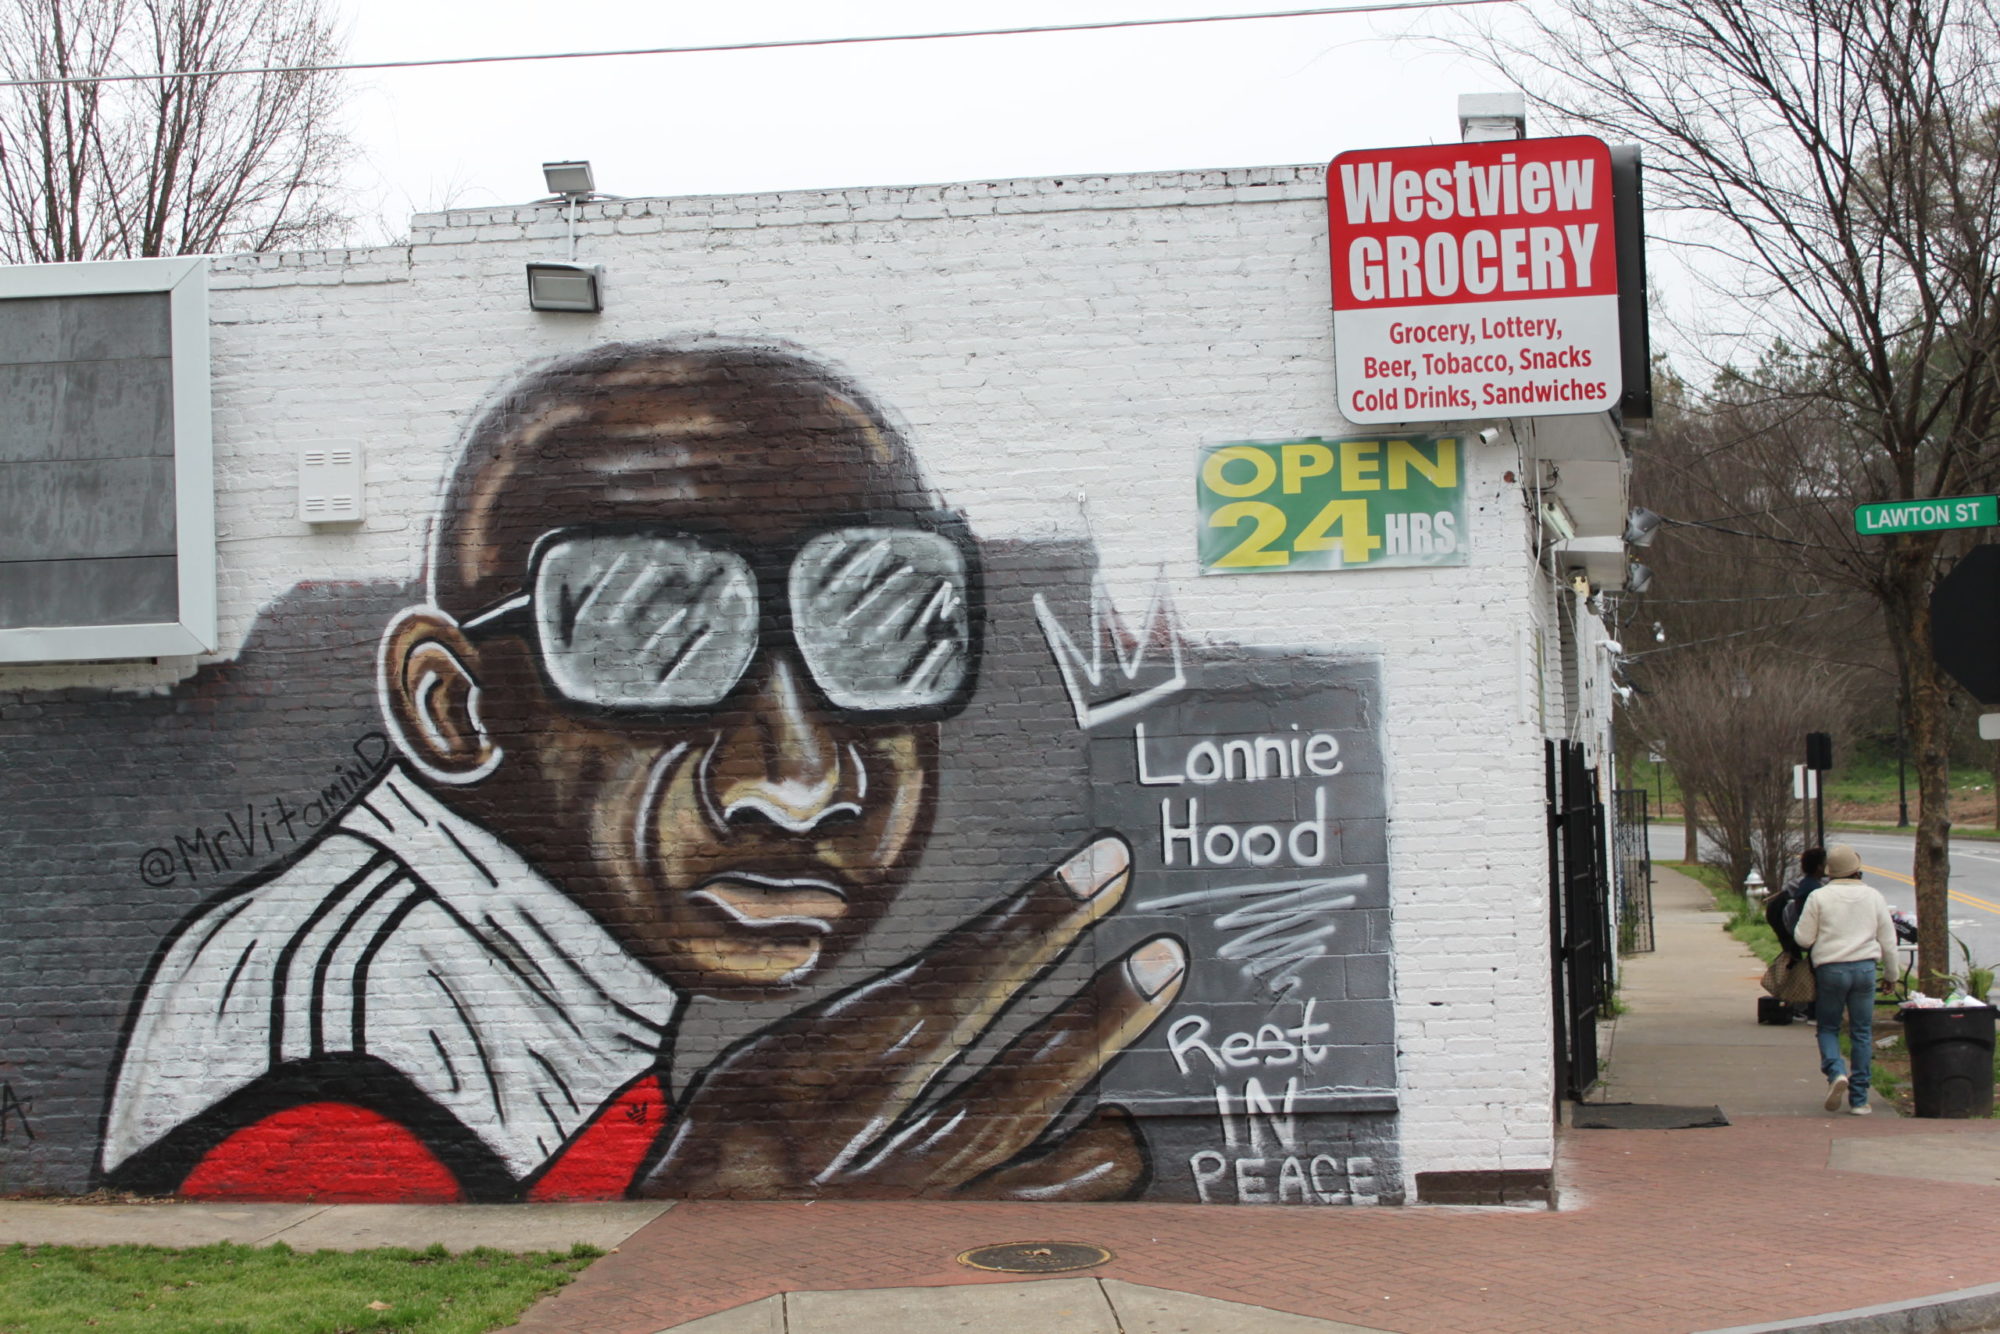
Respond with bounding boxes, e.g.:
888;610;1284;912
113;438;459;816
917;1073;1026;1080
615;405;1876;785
1548;741;1611;1102
1611;788;1654;954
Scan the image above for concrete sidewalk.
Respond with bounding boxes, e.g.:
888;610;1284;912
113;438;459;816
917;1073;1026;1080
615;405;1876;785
6;865;1998;1334
0;1199;670;1253
1589;864;1892;1115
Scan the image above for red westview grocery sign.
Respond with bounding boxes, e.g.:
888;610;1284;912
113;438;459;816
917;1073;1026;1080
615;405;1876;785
1328;135;1621;424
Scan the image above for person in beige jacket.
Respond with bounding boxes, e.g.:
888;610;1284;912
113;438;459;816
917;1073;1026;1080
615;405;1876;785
1793;844;1898;1115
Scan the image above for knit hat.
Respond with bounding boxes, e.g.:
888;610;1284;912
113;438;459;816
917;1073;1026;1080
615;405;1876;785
1824;844;1862;879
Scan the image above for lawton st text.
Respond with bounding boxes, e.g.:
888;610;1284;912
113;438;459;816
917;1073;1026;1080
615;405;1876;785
1852;495;1998;534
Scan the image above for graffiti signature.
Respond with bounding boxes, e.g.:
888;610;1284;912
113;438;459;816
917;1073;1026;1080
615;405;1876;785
0;1083;34;1142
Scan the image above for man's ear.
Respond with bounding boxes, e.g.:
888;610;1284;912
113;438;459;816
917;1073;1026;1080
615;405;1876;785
380;607;502;785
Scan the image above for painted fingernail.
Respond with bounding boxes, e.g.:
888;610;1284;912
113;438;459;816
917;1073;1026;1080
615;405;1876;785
1057;836;1130;900
1126;938;1186;999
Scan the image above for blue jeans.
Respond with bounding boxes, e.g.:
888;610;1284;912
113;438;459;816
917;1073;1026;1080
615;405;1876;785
1815;959;1878;1105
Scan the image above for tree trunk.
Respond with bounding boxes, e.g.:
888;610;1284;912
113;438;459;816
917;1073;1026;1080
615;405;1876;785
1683;799;1698;863
1886;543;1954;994
1991;740;1997;832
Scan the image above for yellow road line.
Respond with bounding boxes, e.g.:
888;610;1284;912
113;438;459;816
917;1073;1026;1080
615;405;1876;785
1862;863;2000;917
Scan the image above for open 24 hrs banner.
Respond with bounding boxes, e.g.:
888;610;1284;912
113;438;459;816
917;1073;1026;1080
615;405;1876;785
1328;136;1621;425
1198;436;1466;574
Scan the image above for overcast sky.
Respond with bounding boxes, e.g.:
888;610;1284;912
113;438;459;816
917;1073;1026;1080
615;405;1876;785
325;1;1715;367
332;1;1517;231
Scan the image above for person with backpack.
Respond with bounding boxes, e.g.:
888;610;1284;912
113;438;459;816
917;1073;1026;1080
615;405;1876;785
1765;846;1828;960
1793;844;1897;1116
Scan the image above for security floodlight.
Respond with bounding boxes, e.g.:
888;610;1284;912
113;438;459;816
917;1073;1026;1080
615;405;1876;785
1624;506;1664;547
526;261;602;313
542;160;596;198
528;159;605;311
1627;561;1654;594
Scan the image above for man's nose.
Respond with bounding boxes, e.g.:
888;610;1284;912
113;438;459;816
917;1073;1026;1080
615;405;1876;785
703;651;862;835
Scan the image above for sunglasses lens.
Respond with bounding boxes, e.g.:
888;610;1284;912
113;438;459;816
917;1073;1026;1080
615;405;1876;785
790;528;972;713
534;534;757;709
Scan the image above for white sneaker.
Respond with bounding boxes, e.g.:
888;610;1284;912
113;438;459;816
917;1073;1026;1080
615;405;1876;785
1847;1102;1872;1116
1824;1075;1849;1112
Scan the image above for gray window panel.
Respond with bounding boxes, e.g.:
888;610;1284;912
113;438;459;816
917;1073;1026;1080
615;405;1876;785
0;555;178;629
0;292;171;366
0;457;178;562
0;357;174;463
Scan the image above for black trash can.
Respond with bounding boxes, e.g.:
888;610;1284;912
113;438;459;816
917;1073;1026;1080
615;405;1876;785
1902;1005;1997;1118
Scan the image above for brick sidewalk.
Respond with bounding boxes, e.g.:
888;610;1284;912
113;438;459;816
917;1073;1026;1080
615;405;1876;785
512;1117;2000;1334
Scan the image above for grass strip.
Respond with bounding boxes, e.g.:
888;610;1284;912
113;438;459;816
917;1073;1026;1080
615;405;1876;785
0;1240;599;1334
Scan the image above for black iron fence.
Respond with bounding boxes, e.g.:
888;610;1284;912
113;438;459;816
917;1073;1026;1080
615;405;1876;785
1611;788;1655;954
1548;741;1611;1102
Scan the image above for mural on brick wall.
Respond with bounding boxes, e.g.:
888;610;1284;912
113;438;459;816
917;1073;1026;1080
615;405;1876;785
0;340;1397;1205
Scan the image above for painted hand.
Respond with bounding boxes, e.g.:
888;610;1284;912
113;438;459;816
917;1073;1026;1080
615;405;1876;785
635;833;1185;1201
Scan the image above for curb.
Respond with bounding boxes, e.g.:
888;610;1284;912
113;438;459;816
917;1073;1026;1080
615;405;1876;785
1696;1281;2000;1334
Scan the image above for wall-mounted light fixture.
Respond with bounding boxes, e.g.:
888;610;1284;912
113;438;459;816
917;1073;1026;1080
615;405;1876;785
1626;561;1654;594
526;262;603;313
542;160;595;197
527;159;604;313
1624;506;1663;547
1540;498;1579;543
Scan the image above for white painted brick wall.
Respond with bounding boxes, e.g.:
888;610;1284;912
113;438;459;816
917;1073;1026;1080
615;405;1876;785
0;164;1623;1195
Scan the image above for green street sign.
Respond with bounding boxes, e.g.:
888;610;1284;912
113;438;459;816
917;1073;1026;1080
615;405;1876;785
1854;494;1998;535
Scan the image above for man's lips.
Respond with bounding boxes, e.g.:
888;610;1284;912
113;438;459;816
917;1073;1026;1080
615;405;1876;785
687;872;848;934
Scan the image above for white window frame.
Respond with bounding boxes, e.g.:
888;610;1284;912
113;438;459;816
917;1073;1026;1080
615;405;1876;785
0;256;215;662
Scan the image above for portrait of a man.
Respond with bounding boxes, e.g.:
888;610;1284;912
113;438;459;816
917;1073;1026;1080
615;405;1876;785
98;341;1187;1203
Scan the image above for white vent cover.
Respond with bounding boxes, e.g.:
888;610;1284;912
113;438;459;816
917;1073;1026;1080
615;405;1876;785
299;446;364;523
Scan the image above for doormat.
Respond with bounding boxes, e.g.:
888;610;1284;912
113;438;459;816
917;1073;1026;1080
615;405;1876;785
1572;1103;1730;1130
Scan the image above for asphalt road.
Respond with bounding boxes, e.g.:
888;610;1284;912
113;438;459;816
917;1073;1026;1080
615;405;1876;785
1647;824;2000;982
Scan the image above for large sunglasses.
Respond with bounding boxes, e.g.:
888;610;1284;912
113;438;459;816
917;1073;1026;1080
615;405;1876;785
460;518;981;720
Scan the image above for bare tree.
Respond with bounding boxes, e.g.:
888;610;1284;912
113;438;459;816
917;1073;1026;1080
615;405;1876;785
1469;0;2000;990
0;0;349;262
1632;645;1852;890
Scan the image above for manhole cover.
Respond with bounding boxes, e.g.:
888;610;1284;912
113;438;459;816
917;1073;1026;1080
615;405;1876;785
955;1241;1113;1274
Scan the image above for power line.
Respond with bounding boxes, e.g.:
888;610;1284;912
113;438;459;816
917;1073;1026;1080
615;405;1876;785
1662;515;1816;549
1642;589;1846;605
0;1;1516;89
1621;602;1856;659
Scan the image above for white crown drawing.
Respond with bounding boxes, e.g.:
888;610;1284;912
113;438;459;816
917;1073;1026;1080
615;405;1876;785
1032;576;1187;729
